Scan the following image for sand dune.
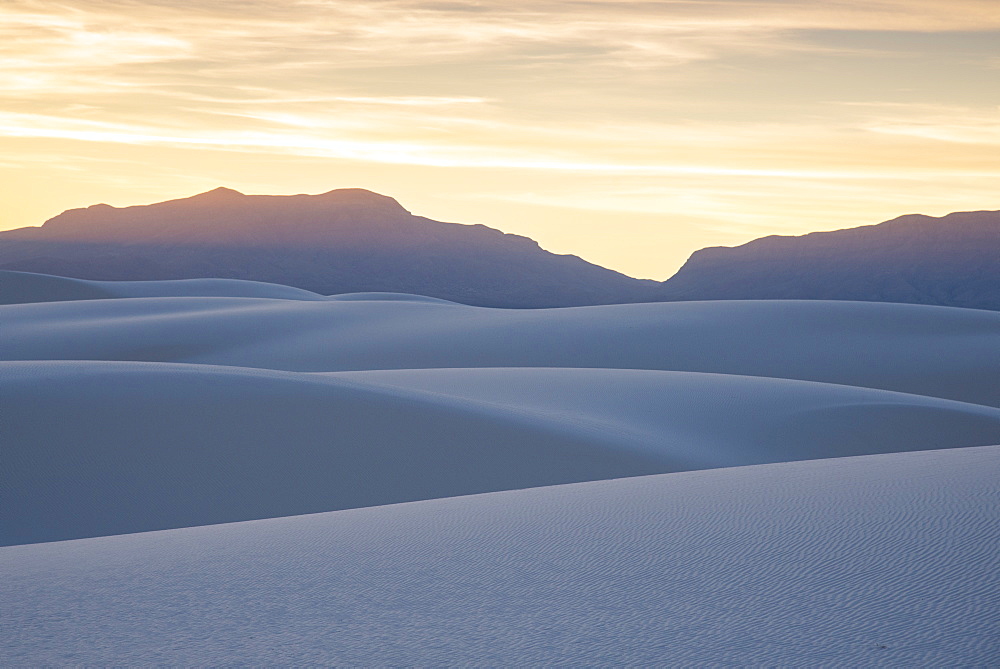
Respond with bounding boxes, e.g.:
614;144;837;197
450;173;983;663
3;288;998;406
3;446;997;666
0;269;326;304
4;360;999;546
4;273;998;663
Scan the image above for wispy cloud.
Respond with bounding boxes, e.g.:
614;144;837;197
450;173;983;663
334;96;489;106
2;0;998;276
858;105;1000;146
4;109;998;181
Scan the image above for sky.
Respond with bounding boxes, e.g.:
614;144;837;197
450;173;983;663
2;0;998;278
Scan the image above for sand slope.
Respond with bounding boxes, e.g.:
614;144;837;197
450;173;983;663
4;361;999;545
0;269;326;304
3;446;997;666
3;290;998;406
4;274;999;546
3;272;998;664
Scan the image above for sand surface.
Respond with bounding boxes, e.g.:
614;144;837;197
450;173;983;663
2;271;997;665
3;446;997;665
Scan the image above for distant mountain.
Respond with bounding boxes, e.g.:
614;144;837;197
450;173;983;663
1;188;997;310
655;210;1000;312
0;187;658;308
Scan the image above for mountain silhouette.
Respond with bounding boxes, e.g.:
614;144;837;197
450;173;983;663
655;210;1000;312
0;188;657;308
0;188;996;310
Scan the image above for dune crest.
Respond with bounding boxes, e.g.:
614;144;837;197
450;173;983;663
3;269;998;664
3;290;997;406
4;361;999;545
0;269;325;304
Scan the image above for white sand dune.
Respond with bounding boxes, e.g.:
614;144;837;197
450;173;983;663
3;290;998;406
326;291;458;303
0;269;326;304
4;273;998;664
2;446;997;666
4;360;999;546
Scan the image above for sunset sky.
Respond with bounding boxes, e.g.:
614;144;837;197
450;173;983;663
2;0;998;278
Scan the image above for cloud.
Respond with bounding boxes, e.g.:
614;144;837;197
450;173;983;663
861;107;1000;146
4;0;996;114
3;0;998;277
4;108;998;183
7;0;995;97
333;96;489;106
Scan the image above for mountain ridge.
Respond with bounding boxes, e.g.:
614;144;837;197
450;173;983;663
0;187;656;308
0;188;996;310
656;209;999;311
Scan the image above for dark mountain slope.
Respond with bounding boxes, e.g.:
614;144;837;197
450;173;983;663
0;188;658;308
655;210;1000;311
1;189;996;310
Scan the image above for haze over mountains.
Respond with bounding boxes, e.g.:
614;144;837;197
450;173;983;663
0;187;997;310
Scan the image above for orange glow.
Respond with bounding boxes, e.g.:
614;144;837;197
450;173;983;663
2;0;998;277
